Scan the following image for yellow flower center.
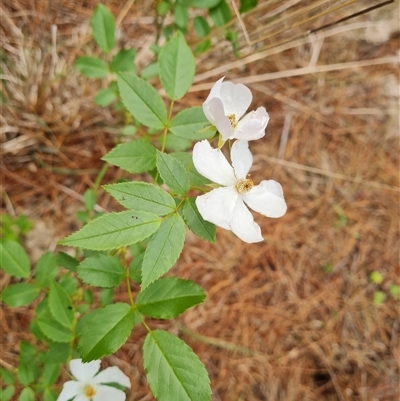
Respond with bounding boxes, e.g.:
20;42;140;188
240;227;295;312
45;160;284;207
235;178;254;194
227;114;237;129
83;384;96;399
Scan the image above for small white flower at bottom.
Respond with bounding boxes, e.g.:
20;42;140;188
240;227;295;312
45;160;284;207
192;140;287;243
57;359;130;401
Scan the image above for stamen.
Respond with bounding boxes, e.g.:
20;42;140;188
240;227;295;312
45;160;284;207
235;178;254;194
83;384;96;398
227;114;237;129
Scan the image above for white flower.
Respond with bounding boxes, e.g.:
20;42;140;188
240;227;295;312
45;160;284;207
202;77;269;142
57;359;130;401
193;140;287;243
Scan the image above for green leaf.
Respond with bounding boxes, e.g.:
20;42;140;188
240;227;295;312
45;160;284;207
210;0;232;27
164;135;192;152
41;363;60;386
159;31;195;100
225;29;239;56
110;49;136;72
42;343;70;364
14;215;33;234
18;387;35;401
143;330;211;401
48;281;75;328
36;318;73;343
174;4;188;29
35;252;58;287
142;214;185;289
78;255;125;288
0;368;14;385
20;341;36;363
190;0;221;7
59;210;160;251
90;4;115;53
30;321;48;342
1;283;40;307
157;1;170;15
75;56;109;78
83;289;94;304
194;16;211;37
170;107;214;140
141;62;159;80
100;288;114;306
156;152;189;195
170;152;210;187
57;252;79;273
17;363;34;386
1;385;14;401
137;277;205;318
104;182;176;216
239;0;258;13
94;88;117;107
43;388;58;401
121;125;137;136
117;72;167;129
102;139;157;173
78;302;135;361
129;252;143;284
0;240;30;278
58;275;78;295
195;39;211;55
181;198;216;242
83;189;97;211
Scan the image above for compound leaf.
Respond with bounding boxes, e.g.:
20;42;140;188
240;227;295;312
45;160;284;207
143;330;211;401
137;277;205;319
59;210;160;251
141;214;185;289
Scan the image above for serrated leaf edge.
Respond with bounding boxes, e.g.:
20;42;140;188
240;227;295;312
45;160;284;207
156;152;189;196
182;199;216;243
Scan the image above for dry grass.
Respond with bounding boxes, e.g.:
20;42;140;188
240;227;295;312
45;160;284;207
1;0;399;400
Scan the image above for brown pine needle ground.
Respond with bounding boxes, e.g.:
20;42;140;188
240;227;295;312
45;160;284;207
1;1;399;400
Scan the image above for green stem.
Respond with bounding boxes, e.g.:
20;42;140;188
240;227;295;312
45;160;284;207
123;252;153;333
160;100;175;153
93;162;109;192
154;100;175;184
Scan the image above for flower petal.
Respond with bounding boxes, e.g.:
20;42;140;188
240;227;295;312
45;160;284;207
234;107;269;141
70;359;101;382
203;97;233;140
72;396;88;401
204;76;224;105
230;198;263;243
220;81;252;119
93;367;131;388
244;180;287;218
196;187;238;230
93;384;127;401
193;140;236;186
56;380;83;401
230;140;253;180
